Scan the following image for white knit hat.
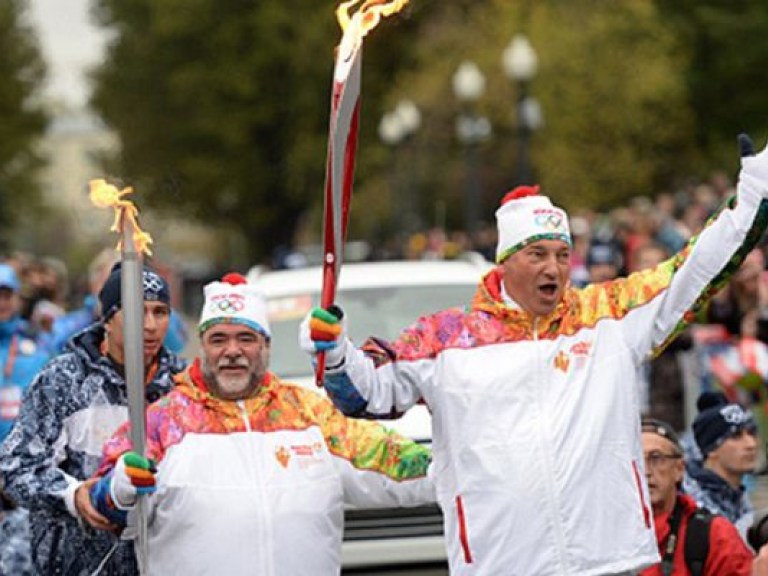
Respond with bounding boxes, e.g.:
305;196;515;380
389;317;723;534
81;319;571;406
198;273;270;338
495;185;571;263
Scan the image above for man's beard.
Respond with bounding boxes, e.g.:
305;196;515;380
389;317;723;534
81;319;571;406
202;349;269;400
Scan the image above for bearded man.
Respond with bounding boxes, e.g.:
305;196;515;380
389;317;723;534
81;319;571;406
88;273;434;576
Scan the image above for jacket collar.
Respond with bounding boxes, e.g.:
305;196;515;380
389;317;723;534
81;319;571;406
686;459;746;502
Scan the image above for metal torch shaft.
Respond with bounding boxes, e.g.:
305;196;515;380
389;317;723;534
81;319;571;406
120;213;149;574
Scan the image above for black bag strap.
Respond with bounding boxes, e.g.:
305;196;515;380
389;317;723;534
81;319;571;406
684;509;713;576
661;499;685;576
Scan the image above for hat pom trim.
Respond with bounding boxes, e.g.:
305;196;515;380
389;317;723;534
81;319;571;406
221;272;248;286
501;185;541;206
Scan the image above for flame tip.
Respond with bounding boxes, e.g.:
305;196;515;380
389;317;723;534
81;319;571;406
88;178;153;255
336;0;409;34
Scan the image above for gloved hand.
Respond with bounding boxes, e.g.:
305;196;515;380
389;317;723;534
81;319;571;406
110;451;157;509
299;305;348;368
738;133;768;195
739;133;756;158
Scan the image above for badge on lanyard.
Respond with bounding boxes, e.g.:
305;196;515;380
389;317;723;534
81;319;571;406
19;338;36;355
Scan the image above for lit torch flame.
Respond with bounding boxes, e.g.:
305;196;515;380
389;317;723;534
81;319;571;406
333;0;409;82
88;179;153;255
337;0;410;35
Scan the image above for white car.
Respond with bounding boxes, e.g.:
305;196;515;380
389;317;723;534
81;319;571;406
247;258;492;569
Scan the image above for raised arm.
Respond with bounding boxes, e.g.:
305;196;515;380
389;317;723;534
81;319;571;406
300;305;442;418
609;135;768;358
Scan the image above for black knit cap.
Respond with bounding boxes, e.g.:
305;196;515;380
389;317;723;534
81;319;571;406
98;262;171;321
692;392;756;459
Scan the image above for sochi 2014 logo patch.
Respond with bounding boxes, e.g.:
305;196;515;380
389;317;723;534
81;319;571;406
554;340;592;373
274;442;325;470
275;445;291;468
554;351;570;373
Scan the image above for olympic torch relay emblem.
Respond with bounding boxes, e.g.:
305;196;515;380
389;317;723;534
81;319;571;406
317;0;410;385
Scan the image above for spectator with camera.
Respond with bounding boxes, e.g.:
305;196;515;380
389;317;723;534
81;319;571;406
684;392;758;542
640;417;753;575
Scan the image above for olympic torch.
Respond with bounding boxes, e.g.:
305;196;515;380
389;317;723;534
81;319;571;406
89;179;152;573
317;0;410;385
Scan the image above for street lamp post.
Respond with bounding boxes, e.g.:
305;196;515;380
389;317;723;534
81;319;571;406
379;99;422;248
502;34;543;186
452;61;491;240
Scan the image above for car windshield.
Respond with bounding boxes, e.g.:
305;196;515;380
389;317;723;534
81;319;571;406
268;284;477;378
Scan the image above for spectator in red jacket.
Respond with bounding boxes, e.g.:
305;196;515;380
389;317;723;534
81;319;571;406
640;417;753;575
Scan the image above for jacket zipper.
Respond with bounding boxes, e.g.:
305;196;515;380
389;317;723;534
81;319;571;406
534;317;568;572
238;400;275;574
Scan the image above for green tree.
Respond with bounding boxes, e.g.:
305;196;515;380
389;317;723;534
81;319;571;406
91;0;425;267
92;0;764;262
654;1;768;168
357;0;697;232
0;0;48;251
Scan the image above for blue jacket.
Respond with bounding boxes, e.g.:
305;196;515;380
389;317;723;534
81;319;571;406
0;322;185;576
0;317;49;442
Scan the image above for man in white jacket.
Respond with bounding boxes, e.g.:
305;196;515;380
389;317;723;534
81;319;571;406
89;273;434;576
301;135;768;575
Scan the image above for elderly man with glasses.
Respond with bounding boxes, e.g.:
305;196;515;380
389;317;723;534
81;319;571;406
640;417;753;575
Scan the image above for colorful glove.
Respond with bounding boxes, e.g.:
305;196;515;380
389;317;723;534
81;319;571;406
110;451;157;509
299;305;347;367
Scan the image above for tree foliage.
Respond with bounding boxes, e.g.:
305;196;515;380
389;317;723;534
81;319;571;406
654;0;768;168
357;0;697;229
91;0;425;266
90;0;768;263
0;0;48;251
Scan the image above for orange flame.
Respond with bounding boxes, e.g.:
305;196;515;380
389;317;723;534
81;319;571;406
337;0;409;36
88;179;153;255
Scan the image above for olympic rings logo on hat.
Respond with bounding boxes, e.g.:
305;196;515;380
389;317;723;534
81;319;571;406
143;271;166;294
209;294;245;314
720;404;753;425
534;212;566;232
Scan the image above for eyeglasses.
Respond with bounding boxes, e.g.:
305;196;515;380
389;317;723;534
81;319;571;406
644;452;682;470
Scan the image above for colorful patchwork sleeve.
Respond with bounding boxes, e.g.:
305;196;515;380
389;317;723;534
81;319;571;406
309;391;435;509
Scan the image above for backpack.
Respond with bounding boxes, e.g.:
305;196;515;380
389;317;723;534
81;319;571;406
684;509;712;576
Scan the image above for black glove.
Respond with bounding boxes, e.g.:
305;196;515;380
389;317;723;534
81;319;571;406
739;133;755;158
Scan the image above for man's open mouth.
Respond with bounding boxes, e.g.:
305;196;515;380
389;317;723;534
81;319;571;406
538;283;558;296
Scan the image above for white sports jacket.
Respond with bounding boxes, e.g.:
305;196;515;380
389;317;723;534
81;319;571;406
97;362;434;575
324;150;768;575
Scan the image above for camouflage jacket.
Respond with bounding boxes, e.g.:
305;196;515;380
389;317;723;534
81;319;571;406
0;323;185;575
